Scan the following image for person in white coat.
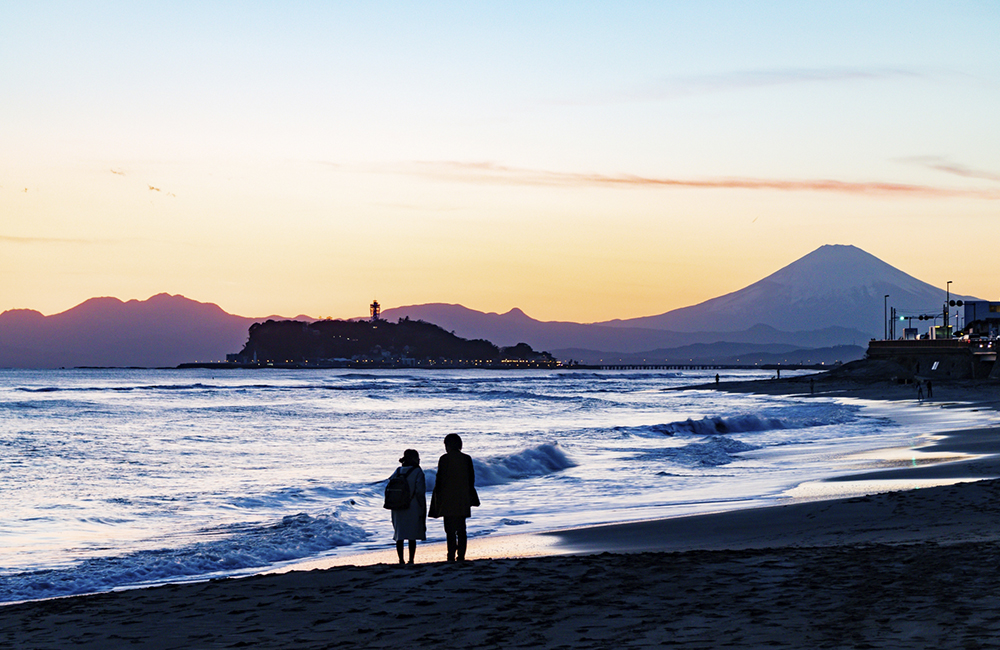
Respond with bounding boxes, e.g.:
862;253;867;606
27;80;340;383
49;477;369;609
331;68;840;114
389;448;427;564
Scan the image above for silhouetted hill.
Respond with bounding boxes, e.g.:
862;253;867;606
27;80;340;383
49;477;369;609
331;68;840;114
0;294;302;369
232;318;553;367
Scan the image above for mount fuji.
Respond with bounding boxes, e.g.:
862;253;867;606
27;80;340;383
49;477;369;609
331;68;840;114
599;245;972;335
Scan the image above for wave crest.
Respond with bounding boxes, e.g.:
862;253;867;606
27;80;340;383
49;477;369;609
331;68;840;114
424;443;574;491
662;415;786;436
0;512;368;603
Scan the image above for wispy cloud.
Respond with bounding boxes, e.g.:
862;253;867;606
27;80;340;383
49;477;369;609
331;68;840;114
0;235;111;245
369;201;463;212
385;161;1000;199
107;166;176;195
145;184;176;197
565;67;923;106
897;156;1000;183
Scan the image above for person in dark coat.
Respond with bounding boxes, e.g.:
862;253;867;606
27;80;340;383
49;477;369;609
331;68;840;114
389;449;426;564
429;433;478;562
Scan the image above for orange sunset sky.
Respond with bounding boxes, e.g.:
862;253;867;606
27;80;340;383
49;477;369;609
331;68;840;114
2;2;998;322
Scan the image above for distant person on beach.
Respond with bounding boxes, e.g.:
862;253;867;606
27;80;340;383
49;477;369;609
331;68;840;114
917;382;924;401
429;433;479;562
926;381;933;399
715;373;720;385
387;449;426;564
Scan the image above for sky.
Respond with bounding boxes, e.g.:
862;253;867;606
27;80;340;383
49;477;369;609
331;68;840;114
2;1;998;323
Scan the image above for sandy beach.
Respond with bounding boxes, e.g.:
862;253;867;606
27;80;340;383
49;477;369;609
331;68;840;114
4;377;1000;649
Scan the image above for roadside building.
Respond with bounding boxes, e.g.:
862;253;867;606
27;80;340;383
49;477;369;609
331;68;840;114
964;301;1000;338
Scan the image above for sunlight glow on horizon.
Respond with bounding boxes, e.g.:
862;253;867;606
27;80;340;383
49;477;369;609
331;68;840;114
2;2;998;321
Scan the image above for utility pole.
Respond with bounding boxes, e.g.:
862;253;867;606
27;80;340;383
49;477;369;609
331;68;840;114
945;281;952;334
884;294;889;340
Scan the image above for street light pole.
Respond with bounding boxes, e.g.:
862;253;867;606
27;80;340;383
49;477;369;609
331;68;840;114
946;281;952;333
884;294;889;340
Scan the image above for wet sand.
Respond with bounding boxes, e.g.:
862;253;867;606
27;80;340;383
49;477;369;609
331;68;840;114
7;531;1000;649
4;377;1000;649
684;369;1000;407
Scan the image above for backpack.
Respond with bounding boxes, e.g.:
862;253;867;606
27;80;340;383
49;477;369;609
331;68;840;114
383;467;416;510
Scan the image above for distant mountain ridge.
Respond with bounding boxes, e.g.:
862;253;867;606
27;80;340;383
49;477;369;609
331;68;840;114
381;245;975;355
0;294;306;369
0;245;969;368
548;344;866;366
378;303;869;353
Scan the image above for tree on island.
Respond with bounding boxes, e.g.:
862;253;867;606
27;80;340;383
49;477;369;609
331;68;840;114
501;342;555;362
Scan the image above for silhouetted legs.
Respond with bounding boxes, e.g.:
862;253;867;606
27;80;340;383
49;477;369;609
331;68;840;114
443;516;467;561
396;539;416;564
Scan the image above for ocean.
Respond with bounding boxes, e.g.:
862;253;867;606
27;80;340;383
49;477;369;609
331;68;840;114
1;367;995;604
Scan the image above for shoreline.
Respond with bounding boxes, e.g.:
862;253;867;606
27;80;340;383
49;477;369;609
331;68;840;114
283;410;1000;568
264;375;1000;571
5;377;1000;648
711;370;999;402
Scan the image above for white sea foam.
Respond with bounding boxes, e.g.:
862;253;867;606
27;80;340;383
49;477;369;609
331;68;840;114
665;436;762;466
422;443;574;492
0;512;368;602
618;402;863;439
474;443;575;486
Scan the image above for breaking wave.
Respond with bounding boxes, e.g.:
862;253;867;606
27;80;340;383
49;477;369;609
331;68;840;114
659;414;786;436
619;403;862;439
0;512;368;604
424;443;574;492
